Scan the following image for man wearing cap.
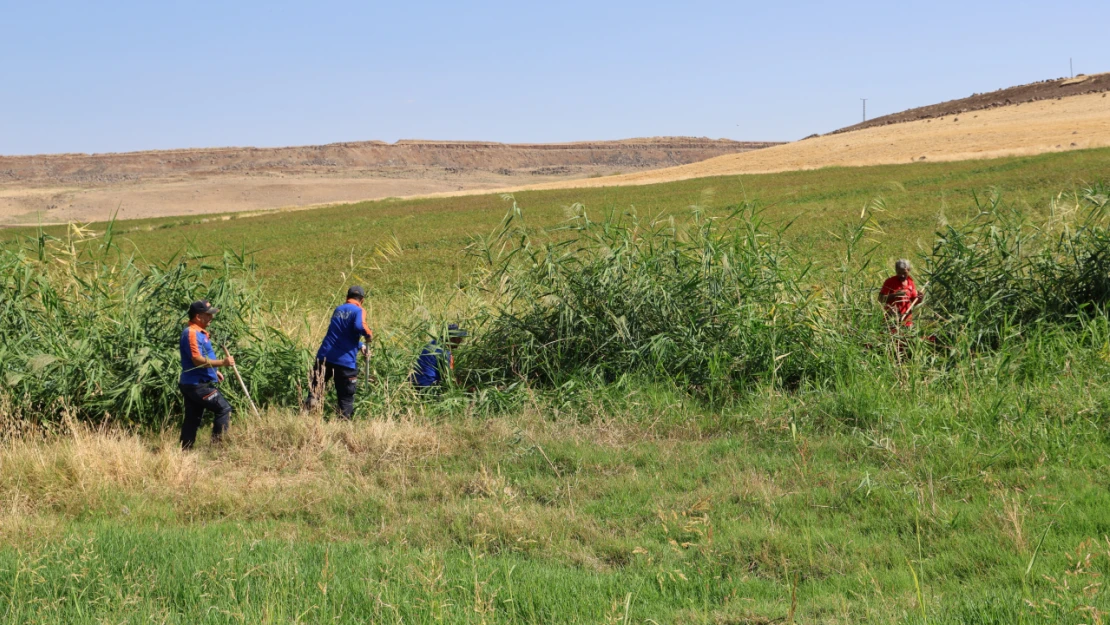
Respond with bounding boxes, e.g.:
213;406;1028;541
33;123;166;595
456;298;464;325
179;300;236;449
306;286;373;419
411;324;467;390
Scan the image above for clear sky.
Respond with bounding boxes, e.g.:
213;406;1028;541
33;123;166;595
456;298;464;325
3;0;1108;155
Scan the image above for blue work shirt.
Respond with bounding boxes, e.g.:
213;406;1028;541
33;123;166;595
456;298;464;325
412;340;453;387
316;299;373;369
179;323;219;384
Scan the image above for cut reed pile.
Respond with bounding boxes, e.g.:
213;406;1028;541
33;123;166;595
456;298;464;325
0;407;447;538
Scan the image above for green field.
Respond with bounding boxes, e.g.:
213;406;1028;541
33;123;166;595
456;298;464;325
4;149;1110;623
10;148;1109;304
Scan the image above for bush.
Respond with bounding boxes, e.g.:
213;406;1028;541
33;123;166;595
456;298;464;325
460;200;842;397
926;184;1110;347
0;223;310;426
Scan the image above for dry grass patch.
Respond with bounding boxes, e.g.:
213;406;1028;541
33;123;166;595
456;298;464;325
0;409;447;524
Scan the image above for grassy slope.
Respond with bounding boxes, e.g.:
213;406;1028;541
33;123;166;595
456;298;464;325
9;148;1108;304
4;149;1110;623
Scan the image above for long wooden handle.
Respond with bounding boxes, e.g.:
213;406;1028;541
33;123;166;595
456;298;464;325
900;299;917;324
223;345;260;418
900;289;926;324
363;347;371;385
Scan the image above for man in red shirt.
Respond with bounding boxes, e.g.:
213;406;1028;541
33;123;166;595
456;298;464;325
879;259;923;328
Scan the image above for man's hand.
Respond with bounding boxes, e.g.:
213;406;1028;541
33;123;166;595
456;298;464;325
883;289;909;304
222;355;235;367
217;371;225;382
359;344;369;357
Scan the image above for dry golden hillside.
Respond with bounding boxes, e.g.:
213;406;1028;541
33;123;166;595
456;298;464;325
522;92;1110;190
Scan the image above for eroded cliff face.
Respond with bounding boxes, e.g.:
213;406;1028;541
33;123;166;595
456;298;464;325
1;138;781;186
0;137;783;224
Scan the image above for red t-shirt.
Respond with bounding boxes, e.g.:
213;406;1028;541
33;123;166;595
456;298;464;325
880;275;919;325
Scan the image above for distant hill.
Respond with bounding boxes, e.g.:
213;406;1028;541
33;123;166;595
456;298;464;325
0;138;780;186
521;89;1110;190
0;138;781;224
830;73;1110;135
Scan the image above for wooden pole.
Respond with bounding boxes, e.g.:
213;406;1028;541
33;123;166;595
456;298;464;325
223;346;260;418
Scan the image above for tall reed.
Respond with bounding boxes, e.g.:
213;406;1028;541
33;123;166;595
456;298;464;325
5;183;1109;425
926;183;1110;348
0;221;309;426
459;200;851;399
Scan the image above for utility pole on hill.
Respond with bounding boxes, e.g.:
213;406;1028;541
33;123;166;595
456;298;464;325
861;98;868;122
1070;58;1074;78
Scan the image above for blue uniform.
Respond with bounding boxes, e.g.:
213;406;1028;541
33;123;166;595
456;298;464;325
412;340;453;387
179;323;219;384
315;299;373;369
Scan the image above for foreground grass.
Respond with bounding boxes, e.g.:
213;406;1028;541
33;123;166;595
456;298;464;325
4;347;1110;623
6;148;1110;304
5;153;1110;622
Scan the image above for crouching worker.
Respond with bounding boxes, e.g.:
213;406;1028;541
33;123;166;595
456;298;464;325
305;286;373;419
179;300;235;449
411;324;467;391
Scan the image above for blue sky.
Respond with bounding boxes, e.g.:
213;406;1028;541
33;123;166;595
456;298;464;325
3;0;1108;155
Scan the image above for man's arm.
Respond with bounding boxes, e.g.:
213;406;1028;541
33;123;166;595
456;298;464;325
188;331;233;368
357;308;373;340
190;354;233;368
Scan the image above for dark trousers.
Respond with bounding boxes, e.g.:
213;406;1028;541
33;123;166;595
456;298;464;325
306;360;358;419
179;382;233;449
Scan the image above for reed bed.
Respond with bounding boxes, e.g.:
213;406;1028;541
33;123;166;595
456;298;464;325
460;186;1110;400
0;222;308;428
4;185;1110;427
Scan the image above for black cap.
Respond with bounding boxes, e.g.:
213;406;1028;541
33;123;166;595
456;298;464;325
188;300;219;317
347;286;366;299
447;323;468;338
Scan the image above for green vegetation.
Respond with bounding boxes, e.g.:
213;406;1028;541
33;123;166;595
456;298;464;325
3;357;1110;623
463;200;841;397
0;224;307;427
7;148;1108;304
927;184;1110;342
4;150;1110;622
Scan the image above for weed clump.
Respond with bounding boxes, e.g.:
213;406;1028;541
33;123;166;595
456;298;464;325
462;201;841;397
927;183;1110;346
0;223;309;426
